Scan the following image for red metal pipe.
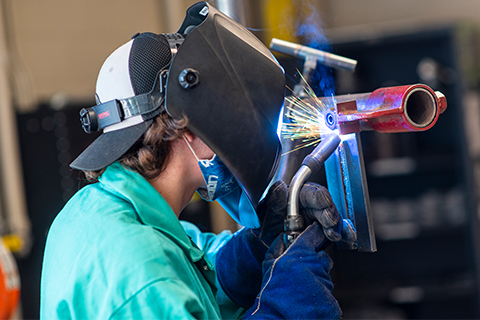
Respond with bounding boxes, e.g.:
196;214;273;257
332;84;447;135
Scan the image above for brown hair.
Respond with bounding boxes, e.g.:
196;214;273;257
84;113;188;181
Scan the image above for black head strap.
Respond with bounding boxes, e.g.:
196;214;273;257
80;34;183;134
80;70;167;133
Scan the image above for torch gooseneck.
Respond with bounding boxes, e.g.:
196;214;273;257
284;133;341;247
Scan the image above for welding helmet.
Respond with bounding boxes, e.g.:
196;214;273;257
70;1;285;226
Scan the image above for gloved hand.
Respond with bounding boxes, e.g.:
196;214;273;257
254;181;289;246
216;181;288;309
254;180;356;246
254;180;356;247
300;182;357;246
244;222;342;320
216;181;355;309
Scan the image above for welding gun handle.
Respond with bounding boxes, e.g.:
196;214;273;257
284;134;341;248
284;214;305;247
284;164;311;248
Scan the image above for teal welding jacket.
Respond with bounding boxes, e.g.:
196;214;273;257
40;162;238;319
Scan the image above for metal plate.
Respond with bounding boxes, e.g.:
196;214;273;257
325;133;377;252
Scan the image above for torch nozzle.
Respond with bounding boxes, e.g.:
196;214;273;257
270;38;357;72
301;133;341;173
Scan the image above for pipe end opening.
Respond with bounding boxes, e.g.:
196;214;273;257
405;88;437;128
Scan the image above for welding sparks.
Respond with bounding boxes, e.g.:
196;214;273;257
281;73;337;155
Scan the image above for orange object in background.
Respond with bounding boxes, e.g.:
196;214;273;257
0;240;20;319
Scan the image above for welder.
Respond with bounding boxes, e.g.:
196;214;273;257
40;1;355;319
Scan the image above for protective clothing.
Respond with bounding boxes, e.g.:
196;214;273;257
300;182;357;244
40;162;235;319
216;187;260;228
215;181;287;308
167;2;285;209
244;222;342;319
215;181;356;309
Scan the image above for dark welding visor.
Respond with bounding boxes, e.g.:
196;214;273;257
165;2;286;208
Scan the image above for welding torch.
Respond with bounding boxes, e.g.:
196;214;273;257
271;37;353;247
285;132;341;248
272;38;447;252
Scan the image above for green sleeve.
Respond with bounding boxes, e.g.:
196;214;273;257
110;278;214;320
180;221;234;267
180;221;245;319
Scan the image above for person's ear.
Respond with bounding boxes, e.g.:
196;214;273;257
183;130;196;144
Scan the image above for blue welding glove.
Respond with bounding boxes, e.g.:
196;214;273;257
216;181;355;309
244;221;342;320
216;181;288;309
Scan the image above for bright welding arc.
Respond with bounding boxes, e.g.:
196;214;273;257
281;71;337;155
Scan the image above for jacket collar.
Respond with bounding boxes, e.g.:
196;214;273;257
99;162;205;262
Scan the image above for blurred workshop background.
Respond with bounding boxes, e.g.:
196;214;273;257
2;0;480;319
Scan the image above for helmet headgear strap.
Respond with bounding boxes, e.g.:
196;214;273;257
79;34;184;134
